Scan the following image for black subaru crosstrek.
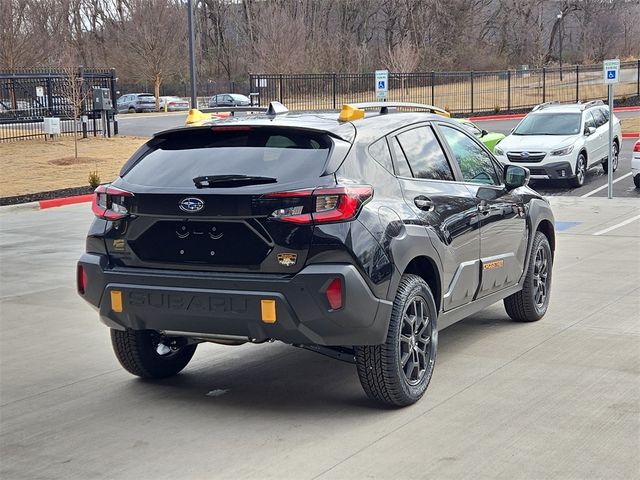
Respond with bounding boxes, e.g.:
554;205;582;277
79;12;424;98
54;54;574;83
77;102;555;407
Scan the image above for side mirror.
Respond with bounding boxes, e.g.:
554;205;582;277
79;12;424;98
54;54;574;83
504;164;530;190
584;126;596;136
481;129;488;137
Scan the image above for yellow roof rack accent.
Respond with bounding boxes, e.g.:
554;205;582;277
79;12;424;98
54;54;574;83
185;108;209;125
339;104;365;122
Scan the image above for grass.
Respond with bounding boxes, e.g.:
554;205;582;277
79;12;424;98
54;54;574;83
0;135;147;197
621;117;640;134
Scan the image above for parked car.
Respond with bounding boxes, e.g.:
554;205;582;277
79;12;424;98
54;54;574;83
159;96;190;112
457;118;505;152
494;101;622;188
117;93;157;113
633;140;640;188
208;93;251;108
77;101;555;407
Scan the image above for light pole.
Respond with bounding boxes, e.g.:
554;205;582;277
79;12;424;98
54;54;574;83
557;12;563;81
187;0;197;109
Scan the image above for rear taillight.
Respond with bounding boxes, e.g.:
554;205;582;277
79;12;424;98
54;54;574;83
634;141;640;152
92;184;134;220
265;186;372;225
77;265;88;295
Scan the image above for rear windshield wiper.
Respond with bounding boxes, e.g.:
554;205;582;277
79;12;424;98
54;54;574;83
193;174;277;188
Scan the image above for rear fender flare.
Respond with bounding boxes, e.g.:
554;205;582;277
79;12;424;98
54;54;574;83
385;224;444;309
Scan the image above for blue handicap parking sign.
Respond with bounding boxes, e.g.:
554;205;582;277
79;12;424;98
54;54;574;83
607;70;616;79
378;80;386;89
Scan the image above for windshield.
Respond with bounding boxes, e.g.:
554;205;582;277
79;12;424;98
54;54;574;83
230;94;250;102
139;95;155;101
513;113;581;135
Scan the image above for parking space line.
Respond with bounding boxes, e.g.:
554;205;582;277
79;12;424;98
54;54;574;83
580;172;632;198
592;214;640;236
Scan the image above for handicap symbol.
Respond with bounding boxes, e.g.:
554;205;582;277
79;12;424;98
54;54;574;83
607;70;616;79
378;80;386;89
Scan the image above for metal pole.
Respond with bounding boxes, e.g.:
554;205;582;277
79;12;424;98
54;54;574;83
559;21;563;81
187;0;197;109
507;70;511;111
607;84;614;199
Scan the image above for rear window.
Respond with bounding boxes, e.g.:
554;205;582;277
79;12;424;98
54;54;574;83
121;127;332;188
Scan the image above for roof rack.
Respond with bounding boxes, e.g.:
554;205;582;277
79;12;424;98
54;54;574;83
581;100;604;110
531;101;560;111
338;102;450;122
186;101;289;125
348;102;450;116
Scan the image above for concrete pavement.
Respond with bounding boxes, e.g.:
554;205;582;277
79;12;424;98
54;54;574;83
0;197;639;479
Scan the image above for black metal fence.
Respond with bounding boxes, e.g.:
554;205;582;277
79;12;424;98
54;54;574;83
0;68;117;142
250;60;640;114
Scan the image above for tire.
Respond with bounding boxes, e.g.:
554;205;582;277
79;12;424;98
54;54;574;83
568;153;587;188
634;174;640;189
111;329;197;379
127;106;136;114
504;231;552;322
602;142;619;173
355;274;437;407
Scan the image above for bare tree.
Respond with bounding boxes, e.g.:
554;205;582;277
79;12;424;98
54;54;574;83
112;0;186;109
58;63;90;160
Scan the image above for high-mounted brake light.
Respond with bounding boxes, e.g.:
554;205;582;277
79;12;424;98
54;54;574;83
92;184;134;220
265;186;373;225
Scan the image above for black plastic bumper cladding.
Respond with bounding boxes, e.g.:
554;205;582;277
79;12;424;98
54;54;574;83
78;254;393;346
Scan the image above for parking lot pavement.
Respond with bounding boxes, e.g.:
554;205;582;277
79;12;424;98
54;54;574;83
1;198;638;480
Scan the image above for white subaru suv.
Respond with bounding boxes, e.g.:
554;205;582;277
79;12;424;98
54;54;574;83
494;101;622;188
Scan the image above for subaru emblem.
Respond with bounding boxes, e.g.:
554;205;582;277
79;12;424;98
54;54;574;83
179;197;205;213
521;151;530;158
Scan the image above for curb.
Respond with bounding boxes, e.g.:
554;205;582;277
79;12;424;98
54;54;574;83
39;194;93;209
0;194;93;213
470;106;640;122
622;133;640;139
0;201;40;213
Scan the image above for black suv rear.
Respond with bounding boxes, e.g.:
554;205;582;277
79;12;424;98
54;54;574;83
78;102;555;406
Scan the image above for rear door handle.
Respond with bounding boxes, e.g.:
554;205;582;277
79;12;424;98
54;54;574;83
414;196;435;212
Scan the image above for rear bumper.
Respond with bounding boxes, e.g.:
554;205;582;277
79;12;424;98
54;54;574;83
78;254;393;346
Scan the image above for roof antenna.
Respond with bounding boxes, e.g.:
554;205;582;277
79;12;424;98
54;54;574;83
267;101;289;116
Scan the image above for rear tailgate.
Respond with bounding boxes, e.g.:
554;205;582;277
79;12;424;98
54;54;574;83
104;126;351;274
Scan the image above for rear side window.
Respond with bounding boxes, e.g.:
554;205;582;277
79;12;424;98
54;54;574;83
395;126;454;181
440;125;499;185
584;111;596;130
121;127;332;187
591;109;606;127
368;138;394;173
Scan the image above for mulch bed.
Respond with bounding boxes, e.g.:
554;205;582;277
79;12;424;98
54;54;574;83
0;186;94;206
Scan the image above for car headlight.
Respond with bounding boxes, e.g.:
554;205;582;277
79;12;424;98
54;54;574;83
494;146;504;156
551;145;574;156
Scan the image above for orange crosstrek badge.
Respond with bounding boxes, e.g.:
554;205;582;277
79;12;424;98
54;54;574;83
277;253;297;267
